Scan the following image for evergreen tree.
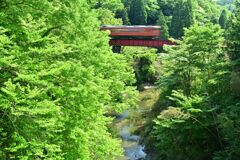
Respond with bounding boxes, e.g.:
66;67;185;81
156;10;169;39
226;0;240;71
170;1;183;38
219;9;228;29
157;0;177;16
184;0;195;27
122;9;131;25
170;0;194;39
115;8;130;25
129;0;147;25
225;0;240;96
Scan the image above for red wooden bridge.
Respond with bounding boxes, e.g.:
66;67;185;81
100;25;175;53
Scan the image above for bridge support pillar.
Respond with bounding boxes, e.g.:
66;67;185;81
112;46;121;53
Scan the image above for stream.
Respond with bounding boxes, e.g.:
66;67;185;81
113;87;159;160
115;110;147;160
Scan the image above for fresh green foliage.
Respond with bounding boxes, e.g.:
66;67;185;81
97;8;123;25
90;0;124;25
154;91;221;160
146;0;160;24
1;0;240;160
195;0;223;24
160;24;224;95
0;0;136;159
151;23;234;159
147;2;240;160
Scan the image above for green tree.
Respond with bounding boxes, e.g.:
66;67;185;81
184;0;195;27
115;8;130;25
97;8;123;25
226;0;240;72
89;0;124;25
214;3;240;159
153;24;225;160
129;0;147;25
157;0;177;16
161;24;223;95
169;1;185;39
170;0;194;39
0;0;136;159
195;0;223;24
156;10;169;39
219;9;228;29
146;0;160;24
170;1;183;38
122;47;159;90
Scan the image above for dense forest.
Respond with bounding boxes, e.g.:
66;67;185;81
0;0;239;160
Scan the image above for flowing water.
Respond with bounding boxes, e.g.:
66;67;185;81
114;87;159;160
115;111;147;160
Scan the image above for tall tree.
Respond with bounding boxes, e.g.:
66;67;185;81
184;0;195;27
129;0;147;25
170;1;183;38
153;24;224;159
156;10;169;39
219;9;228;29
226;0;240;71
170;0;194;39
226;0;240;95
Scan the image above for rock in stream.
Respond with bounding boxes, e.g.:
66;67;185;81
116;111;147;160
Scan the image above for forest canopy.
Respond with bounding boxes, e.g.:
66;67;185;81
0;0;136;159
0;0;240;160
